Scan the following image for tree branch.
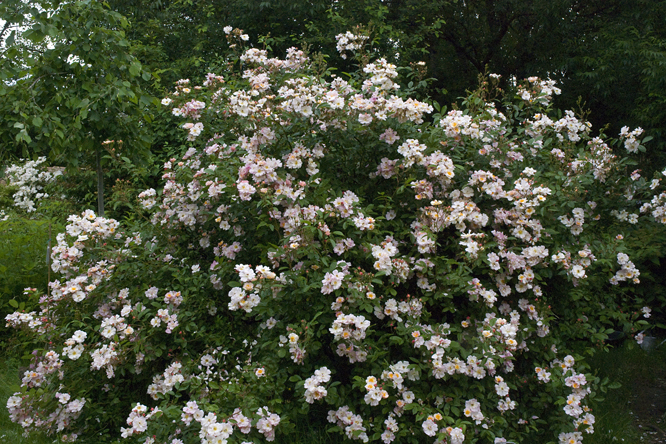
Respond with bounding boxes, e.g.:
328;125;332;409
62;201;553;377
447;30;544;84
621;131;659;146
0;21;10;43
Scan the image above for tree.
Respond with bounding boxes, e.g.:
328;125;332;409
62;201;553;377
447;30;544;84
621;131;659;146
560;0;666;164
0;0;155;215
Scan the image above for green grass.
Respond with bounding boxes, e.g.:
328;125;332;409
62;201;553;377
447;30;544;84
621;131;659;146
585;340;666;444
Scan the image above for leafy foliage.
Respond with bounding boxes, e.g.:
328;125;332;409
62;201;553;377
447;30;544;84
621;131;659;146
0;0;158;215
4;35;665;444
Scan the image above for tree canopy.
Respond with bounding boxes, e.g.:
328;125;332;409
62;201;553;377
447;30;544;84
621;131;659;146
105;0;666;155
0;0;154;163
3;0;666;197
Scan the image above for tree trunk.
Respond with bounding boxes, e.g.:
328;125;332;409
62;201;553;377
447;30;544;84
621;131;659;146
96;144;105;217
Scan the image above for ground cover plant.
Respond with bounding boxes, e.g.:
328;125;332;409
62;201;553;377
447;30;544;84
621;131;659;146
5;30;666;444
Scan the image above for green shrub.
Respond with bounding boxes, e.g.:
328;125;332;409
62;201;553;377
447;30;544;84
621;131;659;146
5;31;666;444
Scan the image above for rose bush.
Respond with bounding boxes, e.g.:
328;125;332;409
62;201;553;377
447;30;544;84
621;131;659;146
6;30;665;444
2;157;63;213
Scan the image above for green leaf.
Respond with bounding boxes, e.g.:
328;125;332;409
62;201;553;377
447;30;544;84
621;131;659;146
24;28;45;43
129;62;142;76
389;336;404;345
8;299;19;309
16;130;32;144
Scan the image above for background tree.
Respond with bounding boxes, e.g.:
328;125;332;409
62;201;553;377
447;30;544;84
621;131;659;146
4;0;666;208
561;0;666;163
0;0;155;215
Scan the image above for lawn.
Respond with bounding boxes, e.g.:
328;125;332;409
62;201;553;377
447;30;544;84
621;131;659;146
585;340;666;444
